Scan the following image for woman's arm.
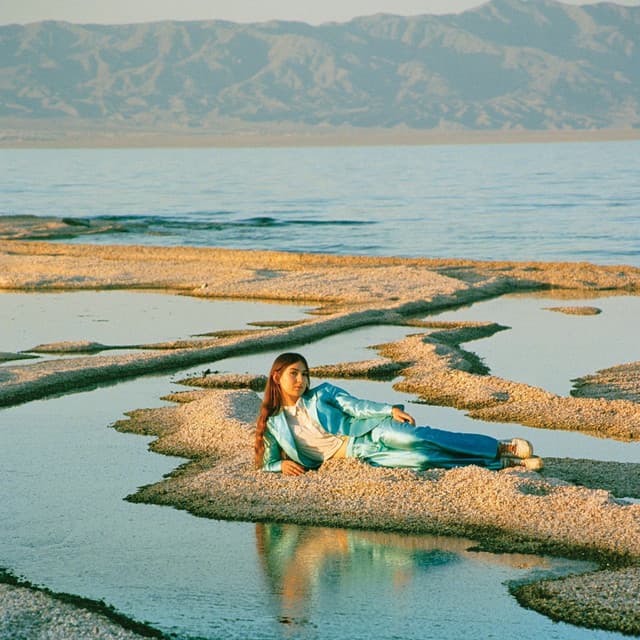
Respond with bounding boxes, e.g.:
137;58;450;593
262;428;309;474
262;429;285;472
325;384;404;420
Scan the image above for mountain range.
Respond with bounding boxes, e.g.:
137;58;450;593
1;0;639;139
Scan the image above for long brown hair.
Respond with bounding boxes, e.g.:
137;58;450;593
255;352;309;469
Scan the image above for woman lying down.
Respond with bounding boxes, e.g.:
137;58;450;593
255;353;543;476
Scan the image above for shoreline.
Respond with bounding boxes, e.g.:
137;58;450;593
1;237;640;635
2;126;640;150
0;569;168;640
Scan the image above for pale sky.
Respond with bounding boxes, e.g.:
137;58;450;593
1;0;639;26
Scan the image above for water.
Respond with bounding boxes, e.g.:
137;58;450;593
431;292;640;397
0;293;627;640
3;291;640;462
1;139;639;638
1;140;639;265
0;290;311;354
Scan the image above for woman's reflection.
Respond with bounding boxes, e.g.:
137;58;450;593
256;523;556;631
255;523;471;630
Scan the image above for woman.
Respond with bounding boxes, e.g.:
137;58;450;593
255;352;543;475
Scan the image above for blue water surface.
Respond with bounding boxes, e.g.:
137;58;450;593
1;140;639;265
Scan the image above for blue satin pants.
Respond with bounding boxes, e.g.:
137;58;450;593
347;420;502;471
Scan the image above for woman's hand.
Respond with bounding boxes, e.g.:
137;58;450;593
392;406;415;425
282;460;307;476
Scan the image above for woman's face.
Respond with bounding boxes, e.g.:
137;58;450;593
276;361;309;405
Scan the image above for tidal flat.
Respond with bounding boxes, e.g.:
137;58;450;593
1;239;640;638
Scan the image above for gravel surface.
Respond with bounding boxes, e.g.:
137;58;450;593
0;582;163;640
2;239;640;635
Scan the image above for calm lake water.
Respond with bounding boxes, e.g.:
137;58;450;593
1;139;639;266
1;139;639;638
0;292;638;639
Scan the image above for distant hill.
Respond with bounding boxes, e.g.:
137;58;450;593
1;0;639;140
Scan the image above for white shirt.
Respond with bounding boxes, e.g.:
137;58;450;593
283;400;344;462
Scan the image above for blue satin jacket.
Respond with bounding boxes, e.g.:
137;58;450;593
261;382;399;472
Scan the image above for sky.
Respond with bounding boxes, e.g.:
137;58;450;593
1;0;640;26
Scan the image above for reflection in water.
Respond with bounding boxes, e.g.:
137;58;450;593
255;524;564;634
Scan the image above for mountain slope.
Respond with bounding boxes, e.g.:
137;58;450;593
0;0;638;132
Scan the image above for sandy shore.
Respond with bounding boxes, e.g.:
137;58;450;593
0;572;166;640
1;238;640;636
3;124;640;149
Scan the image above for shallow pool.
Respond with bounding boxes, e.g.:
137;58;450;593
430;292;640;397
0;292;637;639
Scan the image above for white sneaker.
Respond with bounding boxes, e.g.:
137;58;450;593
501;455;544;472
499;438;534;459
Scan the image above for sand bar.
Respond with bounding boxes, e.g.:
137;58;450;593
1;237;640;635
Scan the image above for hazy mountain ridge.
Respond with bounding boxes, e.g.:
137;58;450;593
1;0;638;134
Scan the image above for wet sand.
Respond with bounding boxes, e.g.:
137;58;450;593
0;578;164;640
1;237;640;636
